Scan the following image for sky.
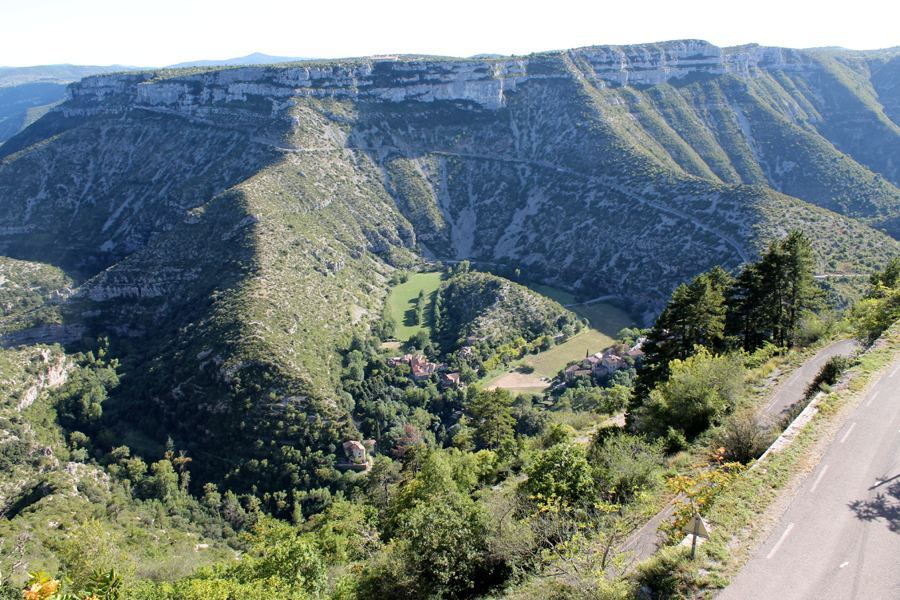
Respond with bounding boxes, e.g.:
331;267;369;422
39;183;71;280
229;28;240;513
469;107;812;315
0;0;898;67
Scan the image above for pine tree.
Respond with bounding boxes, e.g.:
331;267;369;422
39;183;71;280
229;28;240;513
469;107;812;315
466;388;516;456
778;231;821;346
726;231;821;349
726;262;768;349
635;268;730;397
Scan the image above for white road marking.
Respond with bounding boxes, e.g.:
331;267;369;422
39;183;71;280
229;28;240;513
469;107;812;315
840;562;849;569
891;365;900;378
809;465;829;493
866;391;880;407
839;422;857;444
767;523;795;559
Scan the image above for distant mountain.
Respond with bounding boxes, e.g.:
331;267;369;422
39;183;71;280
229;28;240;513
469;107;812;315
166;52;312;68
0;64;132;87
0;64;133;144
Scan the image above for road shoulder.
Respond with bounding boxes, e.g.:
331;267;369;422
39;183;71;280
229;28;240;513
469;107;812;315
703;324;900;595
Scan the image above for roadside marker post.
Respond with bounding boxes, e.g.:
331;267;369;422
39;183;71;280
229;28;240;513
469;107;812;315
685;513;710;559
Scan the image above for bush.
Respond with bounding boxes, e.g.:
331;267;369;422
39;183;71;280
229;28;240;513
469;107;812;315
540;423;575;448
804;355;851;400
590;432;664;502
521;443;595;507
795;311;836;346
852;287;900;343
358;492;497;599
633;545;697;598
663;427;689;454
641;349;745;438
715;410;775;463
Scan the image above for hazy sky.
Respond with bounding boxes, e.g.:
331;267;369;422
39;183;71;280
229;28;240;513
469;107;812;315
1;0;897;67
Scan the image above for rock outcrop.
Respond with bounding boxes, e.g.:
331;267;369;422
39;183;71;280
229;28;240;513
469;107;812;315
16;347;70;411
61;41;816;118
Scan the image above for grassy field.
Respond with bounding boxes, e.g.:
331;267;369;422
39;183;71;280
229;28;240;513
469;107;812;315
522;328;618;377
524;282;579;306
386;271;444;342
569;301;635;338
484;327;623;394
483;283;637;391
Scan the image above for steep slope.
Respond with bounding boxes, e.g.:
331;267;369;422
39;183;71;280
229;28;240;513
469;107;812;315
0;108;281;276
563;43;900;234
69;102;420;495
0;41;896;501
434;271;579;350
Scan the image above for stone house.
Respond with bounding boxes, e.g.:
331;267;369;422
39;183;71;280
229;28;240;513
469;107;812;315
343;440;367;464
440;371;461;388
390;353;441;380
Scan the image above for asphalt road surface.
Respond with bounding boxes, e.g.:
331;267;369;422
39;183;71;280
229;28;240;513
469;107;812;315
761;339;858;424
718;359;900;599
620;340;859;561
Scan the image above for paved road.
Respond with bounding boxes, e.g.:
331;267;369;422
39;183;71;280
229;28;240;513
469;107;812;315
719;359;900;599
762;339;858;423
619;340;859;561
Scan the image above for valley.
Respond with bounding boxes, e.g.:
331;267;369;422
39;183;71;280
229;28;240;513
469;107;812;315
0;36;898;599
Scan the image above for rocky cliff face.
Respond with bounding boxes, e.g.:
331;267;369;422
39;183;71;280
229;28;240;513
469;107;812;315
61;40;814;115
570;40;809;86
16;347;70;411
65;58;528;114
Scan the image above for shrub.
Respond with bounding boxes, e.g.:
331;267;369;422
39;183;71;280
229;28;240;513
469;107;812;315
633;545;697;598
715;410;775;463
590;432;664;502
795;311;836;346
641;349;745;438
521;443;595;507
663;427;689;454
804;355;851;400
539;423;575;448
358;491;496;599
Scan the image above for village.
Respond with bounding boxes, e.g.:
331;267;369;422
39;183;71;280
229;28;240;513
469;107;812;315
386;352;462;388
563;338;645;382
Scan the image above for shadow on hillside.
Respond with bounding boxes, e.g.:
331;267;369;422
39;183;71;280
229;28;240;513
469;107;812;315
848;477;900;534
0;77;292;357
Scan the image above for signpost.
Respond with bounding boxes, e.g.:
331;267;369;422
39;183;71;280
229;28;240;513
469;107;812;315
684;513;710;559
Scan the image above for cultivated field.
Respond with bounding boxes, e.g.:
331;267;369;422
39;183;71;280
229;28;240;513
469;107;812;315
483;284;636;393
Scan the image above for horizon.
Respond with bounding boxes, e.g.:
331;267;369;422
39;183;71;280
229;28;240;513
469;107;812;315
2;39;900;70
1;0;898;68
